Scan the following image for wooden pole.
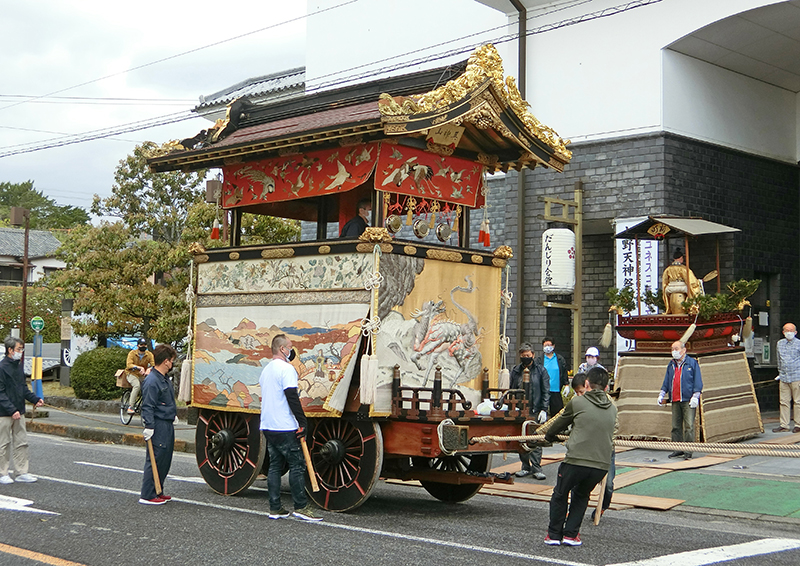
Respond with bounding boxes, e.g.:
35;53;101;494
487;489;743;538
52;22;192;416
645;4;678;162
300;438;320;492
716;236;721;293
147;438;162;495
573;182;583;372
593;473;608;525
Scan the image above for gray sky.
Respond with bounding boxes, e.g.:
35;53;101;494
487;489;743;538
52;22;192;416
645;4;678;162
0;0;306;211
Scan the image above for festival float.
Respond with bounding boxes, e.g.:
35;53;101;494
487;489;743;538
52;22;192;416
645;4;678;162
147;45;572;511
610;217;763;442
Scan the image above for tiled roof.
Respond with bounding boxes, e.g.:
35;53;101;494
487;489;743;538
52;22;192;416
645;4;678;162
0;228;61;258
196;68;305;110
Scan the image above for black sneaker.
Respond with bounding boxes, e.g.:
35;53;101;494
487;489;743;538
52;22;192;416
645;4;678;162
683;452;693;460
667;451;684;458
268;507;290;519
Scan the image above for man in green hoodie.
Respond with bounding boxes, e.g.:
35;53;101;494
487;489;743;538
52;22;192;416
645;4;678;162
543;366;617;547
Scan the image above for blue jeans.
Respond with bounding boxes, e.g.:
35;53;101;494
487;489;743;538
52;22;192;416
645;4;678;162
264;431;308;511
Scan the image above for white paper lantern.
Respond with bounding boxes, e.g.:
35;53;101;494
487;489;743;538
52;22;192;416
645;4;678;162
541;228;576;294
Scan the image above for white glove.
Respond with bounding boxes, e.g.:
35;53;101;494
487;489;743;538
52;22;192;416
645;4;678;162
174;416;180;425
689;396;699;409
143;428;154;441
561;385;570;397
775;375;781;381
657;391;667;406
537;410;547;424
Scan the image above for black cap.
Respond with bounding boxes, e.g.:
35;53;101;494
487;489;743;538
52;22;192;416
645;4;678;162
137;338;147;346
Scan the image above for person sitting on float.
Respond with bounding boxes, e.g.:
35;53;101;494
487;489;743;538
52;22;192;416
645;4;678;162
662;248;703;315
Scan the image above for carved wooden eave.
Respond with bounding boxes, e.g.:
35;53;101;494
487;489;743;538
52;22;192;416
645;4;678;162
378;44;572;173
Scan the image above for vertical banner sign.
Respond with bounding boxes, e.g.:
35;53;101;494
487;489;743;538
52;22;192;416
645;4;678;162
614;217;659;355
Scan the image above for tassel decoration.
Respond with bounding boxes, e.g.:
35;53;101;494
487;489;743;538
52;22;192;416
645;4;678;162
210;218;220;240
483;220;491;247
680;322;697;344
477;219;486;245
498;368;510;390
600;320;613;349
742;316;753;339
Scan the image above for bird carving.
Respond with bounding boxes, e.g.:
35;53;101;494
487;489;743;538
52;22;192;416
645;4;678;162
287;171;305;197
354;146;374;166
449;169;466;183
410;163;433;186
390;148;403;160
237;166;275;200
322;161;352;191
434;165;453;178
381;162;412;187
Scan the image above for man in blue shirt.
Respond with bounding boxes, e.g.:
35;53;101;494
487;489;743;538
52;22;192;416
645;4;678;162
541;337;569;416
775;322;800;433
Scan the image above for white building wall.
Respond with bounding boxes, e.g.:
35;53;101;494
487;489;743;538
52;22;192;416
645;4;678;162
30;257;65;282
479;0;792;157
662;50;797;162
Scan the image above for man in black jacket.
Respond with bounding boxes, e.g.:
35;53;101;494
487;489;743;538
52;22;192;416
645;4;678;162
0;336;44;484
340;198;372;238
511;343;549;480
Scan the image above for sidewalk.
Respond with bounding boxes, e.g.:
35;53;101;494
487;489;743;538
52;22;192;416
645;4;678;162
28;396;196;454
26;399;800;522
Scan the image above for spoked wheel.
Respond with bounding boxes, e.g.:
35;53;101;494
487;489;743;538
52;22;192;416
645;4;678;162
195;409;266;495
307;418;383;512
119;390;133;425
411;454;491;503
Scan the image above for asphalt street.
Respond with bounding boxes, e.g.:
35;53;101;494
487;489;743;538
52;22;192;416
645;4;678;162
1;433;799;566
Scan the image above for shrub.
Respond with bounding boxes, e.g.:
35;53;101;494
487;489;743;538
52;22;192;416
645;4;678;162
70;347;129;400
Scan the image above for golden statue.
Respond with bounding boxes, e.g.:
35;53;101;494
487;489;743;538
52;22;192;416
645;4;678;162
662;249;703;314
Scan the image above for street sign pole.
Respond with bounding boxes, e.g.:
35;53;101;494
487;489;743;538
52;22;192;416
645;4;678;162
30;317;44;398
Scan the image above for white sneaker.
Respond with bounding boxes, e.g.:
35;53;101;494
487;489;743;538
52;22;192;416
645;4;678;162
0;475;13;484
14;474;37;483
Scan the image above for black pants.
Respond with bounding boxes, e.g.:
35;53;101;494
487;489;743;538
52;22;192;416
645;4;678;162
549;392;564;416
548;462;607;539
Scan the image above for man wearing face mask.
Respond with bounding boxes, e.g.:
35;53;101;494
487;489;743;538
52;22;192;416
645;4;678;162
541;337;570;416
125;338;155;414
511;343;549;480
340;198;372;238
657;341;702;460
774;323;800;433
260;334;322;521
139;344;177;504
0;336;44;484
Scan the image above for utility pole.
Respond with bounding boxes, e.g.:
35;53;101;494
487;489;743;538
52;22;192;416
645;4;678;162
539;181;583;371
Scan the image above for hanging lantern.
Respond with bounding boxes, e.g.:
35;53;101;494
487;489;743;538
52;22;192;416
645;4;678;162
541;228;575;294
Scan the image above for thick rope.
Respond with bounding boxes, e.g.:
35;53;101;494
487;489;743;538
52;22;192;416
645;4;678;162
470;432;800;457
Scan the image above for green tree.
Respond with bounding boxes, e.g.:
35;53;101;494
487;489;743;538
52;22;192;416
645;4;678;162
182;201;300;248
47;222;190;346
0;285;62;343
0;181;89;229
90;141;207;244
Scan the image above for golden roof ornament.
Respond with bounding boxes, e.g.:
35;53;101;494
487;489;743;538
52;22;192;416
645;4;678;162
493;245;513;259
359;227;393;243
647;223;671;240
378;44;572;162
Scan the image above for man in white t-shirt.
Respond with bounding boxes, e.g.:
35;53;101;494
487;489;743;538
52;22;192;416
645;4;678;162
259;334;322;522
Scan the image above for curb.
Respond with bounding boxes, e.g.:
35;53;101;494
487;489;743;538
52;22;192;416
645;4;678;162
28;419;196;454
45;396;189;419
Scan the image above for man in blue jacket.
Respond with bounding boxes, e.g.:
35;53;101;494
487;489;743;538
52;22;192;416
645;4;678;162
0;336;44;484
139;344;177;505
658;341;703;460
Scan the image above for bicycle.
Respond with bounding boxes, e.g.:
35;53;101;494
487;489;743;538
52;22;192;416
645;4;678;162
118;368;145;425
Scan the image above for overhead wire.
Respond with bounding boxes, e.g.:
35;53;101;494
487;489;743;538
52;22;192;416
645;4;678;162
0;0;663;159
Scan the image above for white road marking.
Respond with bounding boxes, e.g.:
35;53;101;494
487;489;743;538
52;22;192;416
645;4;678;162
0;494;59;515
73;461;268;491
607;538;800;566
39;475;591;566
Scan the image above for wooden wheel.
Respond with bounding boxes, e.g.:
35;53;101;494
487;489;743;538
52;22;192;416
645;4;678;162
307;418;383;512
411;453;490;503
195;409;266;495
